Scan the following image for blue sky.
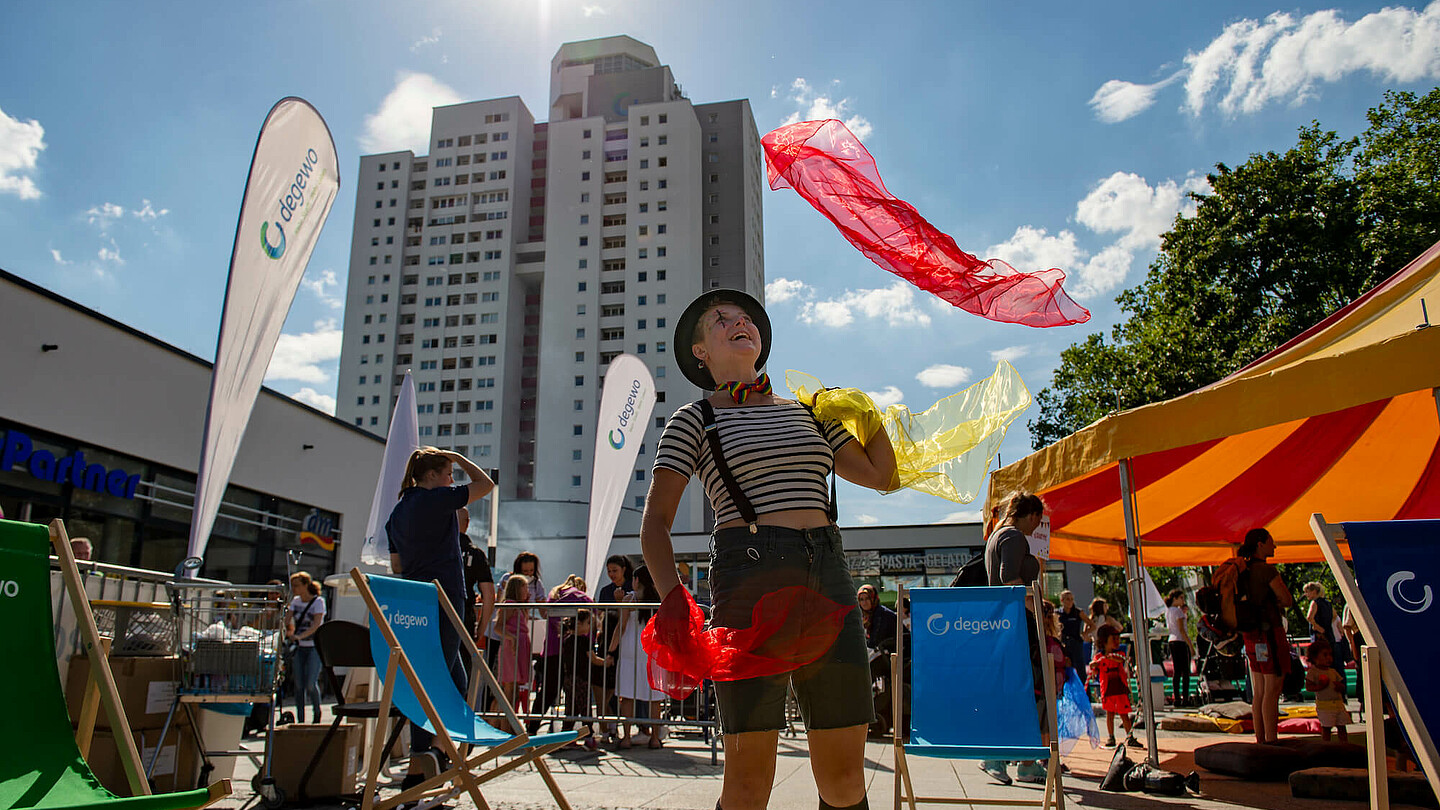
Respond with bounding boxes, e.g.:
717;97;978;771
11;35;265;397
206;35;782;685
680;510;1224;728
3;0;1438;527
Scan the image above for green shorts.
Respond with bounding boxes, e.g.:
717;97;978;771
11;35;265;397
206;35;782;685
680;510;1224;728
708;524;875;735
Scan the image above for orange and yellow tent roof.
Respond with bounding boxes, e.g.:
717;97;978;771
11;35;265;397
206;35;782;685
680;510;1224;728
988;239;1440;566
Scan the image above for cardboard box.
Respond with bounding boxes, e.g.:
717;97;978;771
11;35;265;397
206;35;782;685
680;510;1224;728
270;722;366;798
86;722;198;796
66;655;181;731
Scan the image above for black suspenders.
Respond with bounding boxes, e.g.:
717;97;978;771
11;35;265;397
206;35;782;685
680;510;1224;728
695;399;838;533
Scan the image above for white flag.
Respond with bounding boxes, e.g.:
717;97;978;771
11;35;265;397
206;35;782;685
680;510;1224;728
585;355;656;591
188;98;340;563
361;372;420;568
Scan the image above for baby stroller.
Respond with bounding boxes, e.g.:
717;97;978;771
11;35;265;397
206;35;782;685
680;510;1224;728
1195;614;1247;704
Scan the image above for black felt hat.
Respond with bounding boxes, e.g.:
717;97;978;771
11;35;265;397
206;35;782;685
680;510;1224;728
674;289;771;390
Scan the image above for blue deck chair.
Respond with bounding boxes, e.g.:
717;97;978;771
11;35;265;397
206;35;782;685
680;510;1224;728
892;585;1063;810
349;569;577;810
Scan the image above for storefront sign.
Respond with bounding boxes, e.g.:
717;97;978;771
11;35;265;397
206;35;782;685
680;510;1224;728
1;428;140;499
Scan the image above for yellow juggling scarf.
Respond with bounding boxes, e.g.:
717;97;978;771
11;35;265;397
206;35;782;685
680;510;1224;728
786;361;1032;504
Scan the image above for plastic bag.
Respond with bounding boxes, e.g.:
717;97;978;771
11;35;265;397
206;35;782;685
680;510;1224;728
1057;666;1100;754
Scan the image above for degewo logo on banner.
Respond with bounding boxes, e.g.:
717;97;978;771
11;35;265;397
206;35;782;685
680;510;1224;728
259;147;322;260
1387;570;1434;614
606;378;644;450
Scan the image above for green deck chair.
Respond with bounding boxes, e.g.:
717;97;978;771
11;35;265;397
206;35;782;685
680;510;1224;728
0;518;229;810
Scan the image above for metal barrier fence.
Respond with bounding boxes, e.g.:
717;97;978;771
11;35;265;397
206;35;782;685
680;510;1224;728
479;599;719;763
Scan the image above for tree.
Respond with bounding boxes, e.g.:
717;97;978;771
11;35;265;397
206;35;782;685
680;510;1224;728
1031;89;1440;448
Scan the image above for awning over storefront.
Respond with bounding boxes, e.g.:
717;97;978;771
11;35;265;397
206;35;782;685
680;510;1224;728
988;240;1440;566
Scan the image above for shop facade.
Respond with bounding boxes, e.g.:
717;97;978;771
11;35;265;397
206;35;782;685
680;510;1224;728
0;269;382;598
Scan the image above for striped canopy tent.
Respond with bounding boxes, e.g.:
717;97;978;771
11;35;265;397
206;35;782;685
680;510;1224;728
989;238;1440;568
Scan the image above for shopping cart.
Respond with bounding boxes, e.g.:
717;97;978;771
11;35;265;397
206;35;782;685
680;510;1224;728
155;582;287;808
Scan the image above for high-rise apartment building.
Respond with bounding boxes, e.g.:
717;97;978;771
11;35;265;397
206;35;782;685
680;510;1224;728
336;36;764;536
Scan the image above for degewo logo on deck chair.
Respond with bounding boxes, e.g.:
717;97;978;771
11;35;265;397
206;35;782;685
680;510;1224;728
1387;571;1434;614
926;612;1012;637
379;602;430;629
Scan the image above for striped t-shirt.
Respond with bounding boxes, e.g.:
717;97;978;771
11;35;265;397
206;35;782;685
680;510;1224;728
654;400;853;526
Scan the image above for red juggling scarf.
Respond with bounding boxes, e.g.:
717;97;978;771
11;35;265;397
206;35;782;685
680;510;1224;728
641;585;853;699
762;119;1090;328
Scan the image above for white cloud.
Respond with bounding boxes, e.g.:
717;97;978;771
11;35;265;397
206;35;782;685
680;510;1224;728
303;268;344;310
986;170;1210;299
132;199;168;220
799;281;931;328
582;4;607;16
765;277;809;304
865;385;905;409
853;513;881;525
86;202;125;228
361;72;464;154
50;249;69;265
934;510;984;524
266;320;343;384
410;27;441;51
0;106;44;200
1089;71;1184;122
916;364;972;388
289;387;337;415
779;78;873;140
1095;4;1440;122
989;345;1032;363
97;239;124;265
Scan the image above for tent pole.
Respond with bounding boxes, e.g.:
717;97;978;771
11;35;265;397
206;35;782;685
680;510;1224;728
1118;458;1160;765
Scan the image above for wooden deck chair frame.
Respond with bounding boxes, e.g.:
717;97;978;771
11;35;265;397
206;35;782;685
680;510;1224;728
348;568;576;810
1310;515;1440;810
892;582;1065;810
49;518;231;807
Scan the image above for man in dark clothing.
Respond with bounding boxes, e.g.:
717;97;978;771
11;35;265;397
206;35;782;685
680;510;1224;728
385;448;495;788
457;508;496;639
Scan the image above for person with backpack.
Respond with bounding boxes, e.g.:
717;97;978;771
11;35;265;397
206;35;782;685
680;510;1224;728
1222;528;1295;744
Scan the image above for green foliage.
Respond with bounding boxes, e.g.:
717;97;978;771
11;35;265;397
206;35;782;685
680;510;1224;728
1032;89;1440;448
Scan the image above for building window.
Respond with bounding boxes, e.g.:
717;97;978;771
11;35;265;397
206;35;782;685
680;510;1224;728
572;475;582;487
637;319;646;330
582;150;591;160
583;129;592;139
575;375;584;386
656;341;666;353
658;114;667;124
578;281;587;292
635;469;646;481
574;450;584;461
574;399;584;411
575;351;585;362
573;424;583;436
581;171;590;181
656;365;666;377
576;328;585;339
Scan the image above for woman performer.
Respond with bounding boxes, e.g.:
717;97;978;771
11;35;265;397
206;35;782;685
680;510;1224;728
641;289;897;810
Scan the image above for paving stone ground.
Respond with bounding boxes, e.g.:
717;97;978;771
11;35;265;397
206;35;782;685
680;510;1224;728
202;699;1431;810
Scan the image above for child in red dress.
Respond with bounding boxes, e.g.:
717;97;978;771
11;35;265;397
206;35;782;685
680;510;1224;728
1090;624;1140;748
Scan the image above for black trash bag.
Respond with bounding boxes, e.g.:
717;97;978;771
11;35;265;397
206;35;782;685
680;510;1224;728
1122;762;1202;796
1100;746;1135;792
